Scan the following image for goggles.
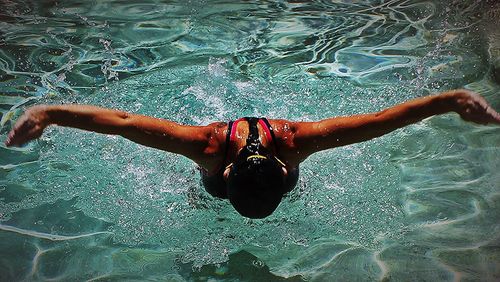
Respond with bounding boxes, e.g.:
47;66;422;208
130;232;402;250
225;154;286;170
248;154;286;167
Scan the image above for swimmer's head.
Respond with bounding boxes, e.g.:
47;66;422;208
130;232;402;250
225;146;286;219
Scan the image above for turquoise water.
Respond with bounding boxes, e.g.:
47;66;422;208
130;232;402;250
1;0;499;281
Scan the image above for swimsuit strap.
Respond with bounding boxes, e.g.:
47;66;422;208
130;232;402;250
212;117;270;173
259;117;279;154
229;118;245;142
244;117;260;145
243;117;261;153
223;120;234;162
219;117;245;168
225;117;279;162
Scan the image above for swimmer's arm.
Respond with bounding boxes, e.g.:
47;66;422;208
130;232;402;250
291;90;500;159
4;105;214;162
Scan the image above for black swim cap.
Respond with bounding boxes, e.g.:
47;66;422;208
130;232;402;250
226;145;285;219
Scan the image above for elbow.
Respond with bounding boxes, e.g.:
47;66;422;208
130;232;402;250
118;111;135;128
114;111;135;136
117;111;131;121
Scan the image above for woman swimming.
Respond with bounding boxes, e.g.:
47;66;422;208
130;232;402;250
5;89;500;218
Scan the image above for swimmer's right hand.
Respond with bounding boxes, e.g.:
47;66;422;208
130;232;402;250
5;105;50;147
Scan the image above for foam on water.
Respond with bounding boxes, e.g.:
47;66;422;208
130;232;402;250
1;0;499;281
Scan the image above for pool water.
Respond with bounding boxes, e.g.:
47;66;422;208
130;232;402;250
1;0;499;281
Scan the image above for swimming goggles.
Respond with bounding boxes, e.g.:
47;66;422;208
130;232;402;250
248;155;286;167
225;154;286;170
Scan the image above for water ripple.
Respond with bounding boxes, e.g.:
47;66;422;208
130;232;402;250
1;0;499;281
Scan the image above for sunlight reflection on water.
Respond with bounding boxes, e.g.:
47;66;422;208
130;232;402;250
0;0;499;281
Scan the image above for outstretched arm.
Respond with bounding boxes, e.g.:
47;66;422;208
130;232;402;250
4;105;219;165
288;90;500;162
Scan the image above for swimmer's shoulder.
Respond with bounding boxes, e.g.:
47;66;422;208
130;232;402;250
205;121;230;150
206;121;229;137
266;119;299;136
192;121;229;170
264;118;299;147
266;119;304;166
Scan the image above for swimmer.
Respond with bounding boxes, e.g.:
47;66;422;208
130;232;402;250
4;89;500;218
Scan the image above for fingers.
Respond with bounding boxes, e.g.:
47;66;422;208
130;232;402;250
5;124;42;147
5;127;25;147
486;107;500;124
5;120;24;146
463;107;500;125
5;133;14;146
4;113;39;147
477;97;500;124
459;90;500;125
5;124;20;147
5;131;21;147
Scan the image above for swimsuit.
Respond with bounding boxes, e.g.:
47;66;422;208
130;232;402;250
201;117;299;198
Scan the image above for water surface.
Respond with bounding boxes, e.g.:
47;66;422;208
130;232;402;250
1;0;499;281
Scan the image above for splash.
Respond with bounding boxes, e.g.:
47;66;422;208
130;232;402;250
1;0;499;280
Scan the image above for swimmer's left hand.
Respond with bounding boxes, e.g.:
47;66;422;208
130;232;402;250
449;90;500;125
5;105;50;147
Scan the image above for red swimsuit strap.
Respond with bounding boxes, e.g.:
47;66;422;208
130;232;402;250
258;119;273;143
229;118;245;142
230;118;273;143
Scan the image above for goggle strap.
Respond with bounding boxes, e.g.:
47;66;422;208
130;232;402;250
274;156;286;167
246;154;286;168
247;155;267;161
